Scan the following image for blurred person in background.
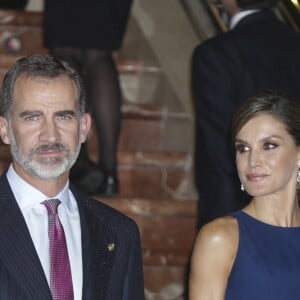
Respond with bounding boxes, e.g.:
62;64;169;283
43;0;133;197
192;0;300;228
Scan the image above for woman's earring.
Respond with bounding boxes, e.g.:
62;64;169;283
297;165;300;189
241;183;245;192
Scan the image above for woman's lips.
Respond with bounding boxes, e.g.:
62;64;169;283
246;173;268;182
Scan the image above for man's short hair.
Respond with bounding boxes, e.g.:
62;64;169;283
0;54;87;118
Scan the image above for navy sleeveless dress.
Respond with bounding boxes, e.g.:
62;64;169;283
225;211;300;299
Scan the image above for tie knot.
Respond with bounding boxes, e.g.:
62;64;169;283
43;199;61;215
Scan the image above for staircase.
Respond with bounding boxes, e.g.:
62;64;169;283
0;9;198;299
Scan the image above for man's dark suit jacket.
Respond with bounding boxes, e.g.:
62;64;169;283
0;174;144;299
192;9;300;228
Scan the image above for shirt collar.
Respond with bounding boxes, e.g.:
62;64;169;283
6;164;73;213
230;9;260;29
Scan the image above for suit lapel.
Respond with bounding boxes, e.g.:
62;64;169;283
73;188;117;300
0;176;52;300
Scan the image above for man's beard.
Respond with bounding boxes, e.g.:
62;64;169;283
8;125;81;180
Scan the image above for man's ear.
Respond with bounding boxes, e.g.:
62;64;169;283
80;113;92;144
0;116;10;145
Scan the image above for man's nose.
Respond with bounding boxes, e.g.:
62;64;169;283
40;120;60;142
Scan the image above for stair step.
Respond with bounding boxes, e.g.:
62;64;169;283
88;102;165;153
90;148;194;200
144;266;187;298
113;151;194;200
0;10;43;26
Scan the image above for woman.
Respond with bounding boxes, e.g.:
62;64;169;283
189;90;300;299
43;0;133;197
0;0;27;9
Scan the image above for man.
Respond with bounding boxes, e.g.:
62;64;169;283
192;0;300;228
0;54;144;299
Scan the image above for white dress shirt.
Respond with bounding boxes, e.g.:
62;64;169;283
230;9;260;29
6;164;83;300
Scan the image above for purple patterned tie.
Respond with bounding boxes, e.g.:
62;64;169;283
43;199;74;300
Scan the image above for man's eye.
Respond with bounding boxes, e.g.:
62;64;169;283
59;114;72;120
24;115;39;121
57;113;75;120
235;144;250;153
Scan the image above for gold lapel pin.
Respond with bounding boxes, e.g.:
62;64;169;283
108;242;115;251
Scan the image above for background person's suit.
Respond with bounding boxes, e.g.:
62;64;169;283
192;9;300;228
0;174;144;299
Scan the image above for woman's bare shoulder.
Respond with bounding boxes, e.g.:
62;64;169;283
192;216;239;263
199;216;239;246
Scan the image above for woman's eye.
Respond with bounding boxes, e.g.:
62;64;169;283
263;143;277;150
235;144;250;153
